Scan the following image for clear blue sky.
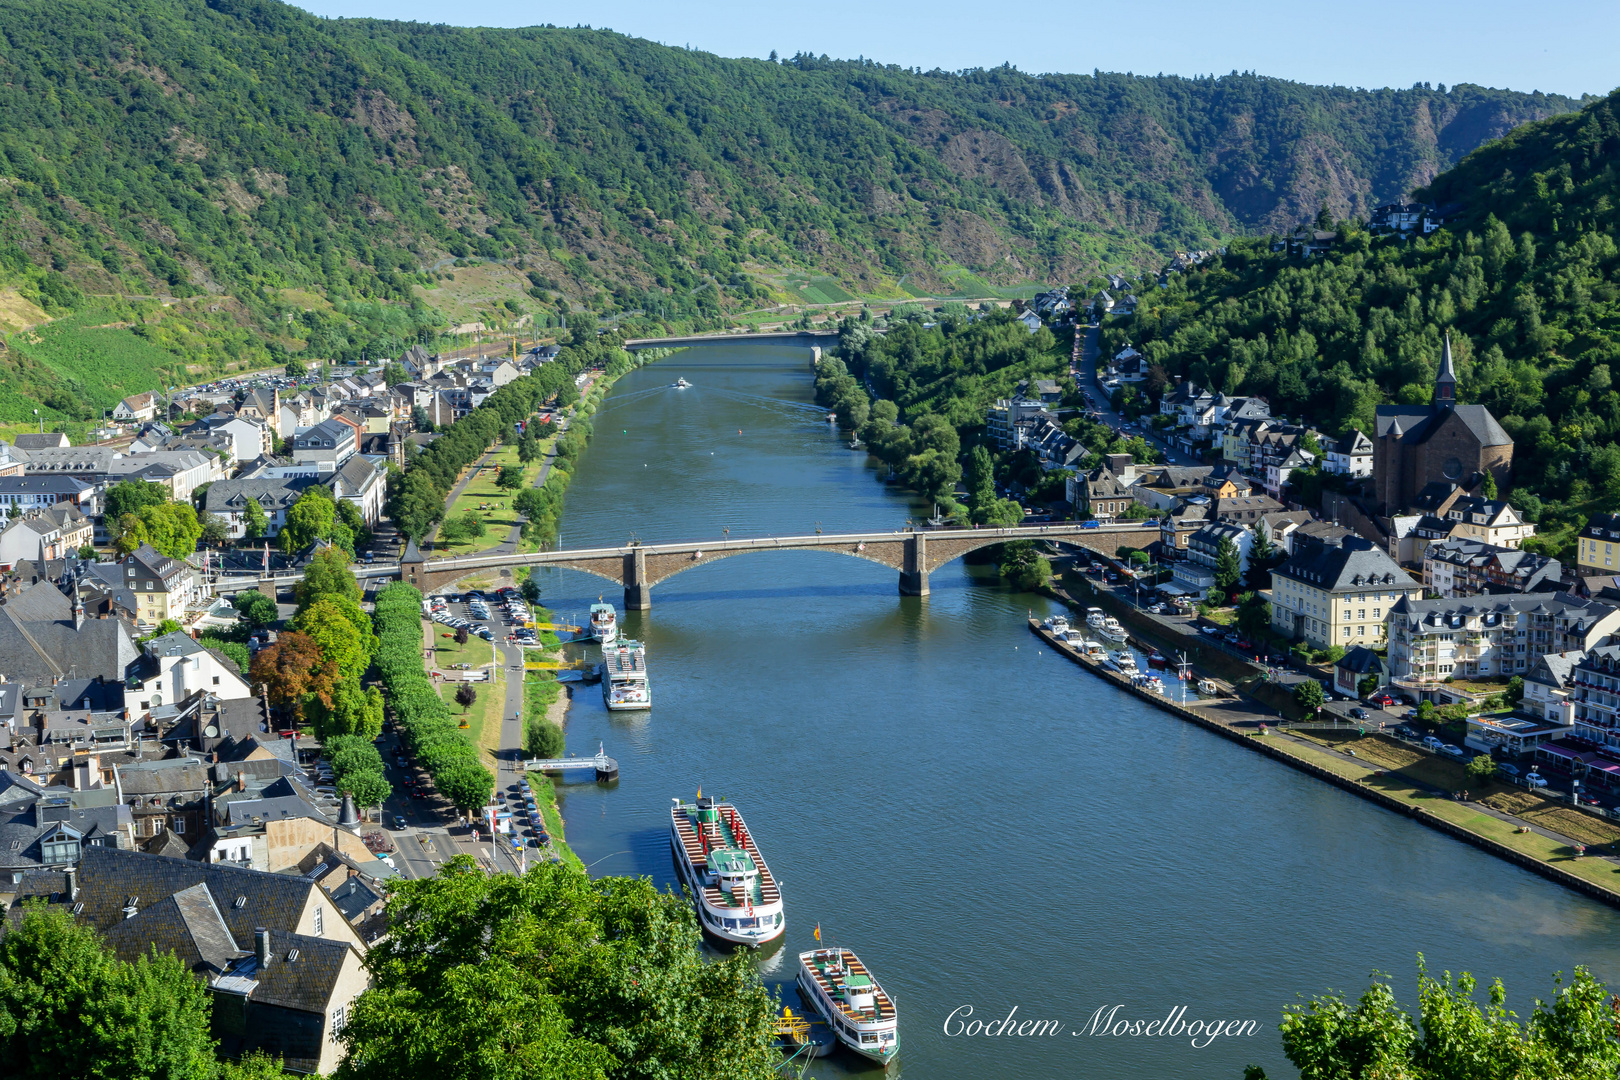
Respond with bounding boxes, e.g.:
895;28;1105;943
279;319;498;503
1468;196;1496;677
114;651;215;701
293;0;1618;99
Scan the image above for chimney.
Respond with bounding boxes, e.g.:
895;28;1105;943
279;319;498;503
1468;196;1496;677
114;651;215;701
236;770;247;793
255;927;271;967
337;791;361;833
64;866;78;902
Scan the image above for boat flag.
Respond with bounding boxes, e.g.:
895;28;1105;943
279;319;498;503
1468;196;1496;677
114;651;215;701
813;924;821;943
696;786;701;799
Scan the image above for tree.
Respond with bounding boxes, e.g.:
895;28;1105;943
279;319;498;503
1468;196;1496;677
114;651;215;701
998;541;1051;590
455;683;478;711
1358;673;1381;699
1294;679;1326;714
285;359;308;379
1256;961;1620;1080
526;716;564;757
1507;675;1525;702
383;361;410;386
280;487;336;553
0;907;217;1080
1466;754;1498;785
199;512;230;546
233;590;279;628
555;379;580;408
292;598;370;681
242;497;268;540
298;546;361;608
518;431;542;464
454;625;469;646
250;631;337;724
1246;526;1277;590
1236;591;1271;640
1482;469;1499;500
410;405;434;433
520;576;542;605
201;635;252;674
333;858;778;1080
341;767;391;809
496;464;525;490
1213;535;1243;595
103;480;168;521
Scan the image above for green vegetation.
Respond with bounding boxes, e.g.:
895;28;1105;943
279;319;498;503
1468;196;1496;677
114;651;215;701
372;583;494;813
333;856;778;1080
1112;88;1620;561
525;773;580;870
0;0;1582;422
1244;961;1620;1080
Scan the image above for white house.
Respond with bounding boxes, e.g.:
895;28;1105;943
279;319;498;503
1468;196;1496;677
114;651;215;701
1324;430;1374;477
291;419;357;475
1016;310;1043;334
138;631;252;705
327;457;387;526
113;392;158;424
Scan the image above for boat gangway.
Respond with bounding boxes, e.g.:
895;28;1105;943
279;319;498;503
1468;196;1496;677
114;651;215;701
523;745;619;781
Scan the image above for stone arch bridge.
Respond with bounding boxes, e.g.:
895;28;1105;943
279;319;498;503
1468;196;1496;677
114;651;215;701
381;523;1162;609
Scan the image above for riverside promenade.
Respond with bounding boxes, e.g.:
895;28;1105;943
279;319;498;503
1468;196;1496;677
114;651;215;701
1028;617;1620;910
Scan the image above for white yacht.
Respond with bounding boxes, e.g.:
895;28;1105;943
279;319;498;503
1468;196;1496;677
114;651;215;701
1098;616;1127;641
1043;614;1071;636
1079;639;1107;660
797;947;899;1063
589;601;618;645
1085;607;1106;631
674;377;691;388
1107;650;1138;675
602;639;651;710
670;796;784;945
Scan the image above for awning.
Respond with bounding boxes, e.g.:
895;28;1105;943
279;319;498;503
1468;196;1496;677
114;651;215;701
1539;743;1580;760
1157;584;1189;595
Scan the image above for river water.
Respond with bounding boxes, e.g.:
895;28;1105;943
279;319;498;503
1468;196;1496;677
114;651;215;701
536;344;1620;1080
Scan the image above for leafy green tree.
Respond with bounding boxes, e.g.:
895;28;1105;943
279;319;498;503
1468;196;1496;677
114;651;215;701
496;464;525;490
518;431;542;464
1294;679;1325;714
200;635;251;675
1252;961;1620;1080
1235;591;1271;640
280;487;336;553
0;907;217;1080
1213;535;1243;595
333;858;778;1080
383;362;410;386
1507;675;1524;702
1465;754;1498;785
998;541;1051;590
520;576;542;605
1358;673;1381;698
233;590;279;628
292;597;371;681
104;480;168;522
1246;526;1278;590
526;716;565;757
297;546;361;608
242;498;268;540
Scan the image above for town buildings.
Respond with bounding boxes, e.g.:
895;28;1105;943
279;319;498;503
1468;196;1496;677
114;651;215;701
1269;535;1421;648
1385;593;1620;689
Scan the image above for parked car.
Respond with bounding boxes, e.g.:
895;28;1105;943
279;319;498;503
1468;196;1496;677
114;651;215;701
1439;744;1467;760
1525;773;1549;789
1349;707;1369;721
1394;725;1420;740
1422;736;1445;751
393;815;407;830
1496;763;1521;778
1371;694;1397;708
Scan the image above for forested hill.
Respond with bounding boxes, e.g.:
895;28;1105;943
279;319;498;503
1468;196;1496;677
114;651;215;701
0;0;1584;421
1107;87;1620;559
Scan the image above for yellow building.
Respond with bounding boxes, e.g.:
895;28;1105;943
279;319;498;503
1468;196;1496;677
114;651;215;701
1577;513;1620;574
1270;535;1422;649
115;543;199;626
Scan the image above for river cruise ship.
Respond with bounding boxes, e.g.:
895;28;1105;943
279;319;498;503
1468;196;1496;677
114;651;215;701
797;947;899;1063
603;639;651;710
670;796;784;945
589;601;618;645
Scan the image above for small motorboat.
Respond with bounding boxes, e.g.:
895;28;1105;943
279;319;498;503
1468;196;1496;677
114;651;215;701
1043;615;1071;635
674;377;691;388
826;412;838;423
1147;650;1168;669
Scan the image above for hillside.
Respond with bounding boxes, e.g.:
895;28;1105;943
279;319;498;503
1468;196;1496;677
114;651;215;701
0;0;1585;422
1103;87;1620;558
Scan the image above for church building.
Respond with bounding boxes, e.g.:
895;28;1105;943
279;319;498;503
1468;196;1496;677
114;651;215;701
1372;334;1514;515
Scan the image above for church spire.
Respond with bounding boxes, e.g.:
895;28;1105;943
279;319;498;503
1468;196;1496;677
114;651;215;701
1433;332;1457;410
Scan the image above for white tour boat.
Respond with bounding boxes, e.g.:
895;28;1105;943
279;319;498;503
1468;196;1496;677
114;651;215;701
797;947;899;1063
589;600;618;645
1197;678;1221;696
602;639;651;710
670;796;784;945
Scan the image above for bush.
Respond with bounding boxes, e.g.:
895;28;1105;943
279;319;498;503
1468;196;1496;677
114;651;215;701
526;716;565;758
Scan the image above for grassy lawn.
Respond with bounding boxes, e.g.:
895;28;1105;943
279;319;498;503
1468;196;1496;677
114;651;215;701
439;439;548;556
1200;606;1236;626
428;626;502;753
526;773;584;871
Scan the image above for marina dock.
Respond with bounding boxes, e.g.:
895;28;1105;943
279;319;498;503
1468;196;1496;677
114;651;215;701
523;749;620;782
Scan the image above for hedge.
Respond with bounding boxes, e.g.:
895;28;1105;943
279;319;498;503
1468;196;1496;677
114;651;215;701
372;582;494;813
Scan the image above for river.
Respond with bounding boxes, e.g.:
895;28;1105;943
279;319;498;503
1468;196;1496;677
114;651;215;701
532;343;1620;1079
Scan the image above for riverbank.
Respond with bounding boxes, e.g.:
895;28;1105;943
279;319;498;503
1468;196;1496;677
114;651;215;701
1027;618;1620;909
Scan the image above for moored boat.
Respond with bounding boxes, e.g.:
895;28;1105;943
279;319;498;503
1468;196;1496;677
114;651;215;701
1043;614;1071;635
797;947;899;1063
1098;616;1127;641
670;796;784;945
1079;639;1107;660
603;639;651;710
1106;649;1138;674
1197;678;1220;696
1085;607;1106;631
589;601;618;645
1147;649;1168;669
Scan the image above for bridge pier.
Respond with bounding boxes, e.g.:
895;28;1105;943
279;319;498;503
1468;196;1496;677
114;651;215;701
623;547;651;610
899;533;929;597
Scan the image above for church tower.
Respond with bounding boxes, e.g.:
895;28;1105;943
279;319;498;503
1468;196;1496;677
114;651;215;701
1432;332;1457;411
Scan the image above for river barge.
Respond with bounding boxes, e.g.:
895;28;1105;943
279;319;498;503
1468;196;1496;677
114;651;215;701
796;947;899;1063
603;639;651;710
670;796;784;945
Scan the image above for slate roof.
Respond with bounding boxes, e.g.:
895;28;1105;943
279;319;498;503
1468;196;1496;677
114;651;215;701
1336;646;1384;675
1274;536;1416;593
106;882;244;976
1528;650;1583;689
1374;403;1513;448
204;477;322;514
0;580;137;683
67;846;321;942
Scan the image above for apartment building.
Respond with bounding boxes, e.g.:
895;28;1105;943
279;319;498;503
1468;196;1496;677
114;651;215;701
1270;535;1421;649
1386;593;1620;688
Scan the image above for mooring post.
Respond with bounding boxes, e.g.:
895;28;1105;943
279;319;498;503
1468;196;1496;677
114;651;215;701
898;532;930;597
624;547;651;610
